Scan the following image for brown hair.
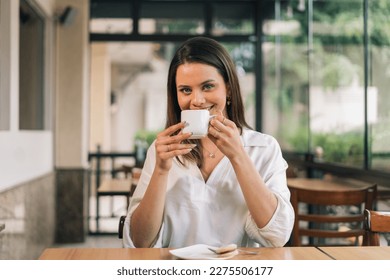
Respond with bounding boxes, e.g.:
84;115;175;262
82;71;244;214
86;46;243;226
166;37;251;167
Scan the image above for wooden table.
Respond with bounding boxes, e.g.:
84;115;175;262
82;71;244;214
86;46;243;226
95;178;137;234
39;247;332;260
98;178;134;195
288;176;390;202
287;177;375;192
318;246;390;260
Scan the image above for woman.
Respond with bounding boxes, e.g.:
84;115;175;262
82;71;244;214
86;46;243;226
123;37;294;248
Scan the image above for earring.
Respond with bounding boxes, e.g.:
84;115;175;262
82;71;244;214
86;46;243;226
227;96;231;106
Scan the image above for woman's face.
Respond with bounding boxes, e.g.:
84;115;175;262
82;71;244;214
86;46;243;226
176;62;228;116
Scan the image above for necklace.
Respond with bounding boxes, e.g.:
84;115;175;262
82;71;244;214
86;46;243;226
203;145;218;158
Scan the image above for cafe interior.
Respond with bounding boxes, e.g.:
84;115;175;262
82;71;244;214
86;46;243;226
1;0;390;260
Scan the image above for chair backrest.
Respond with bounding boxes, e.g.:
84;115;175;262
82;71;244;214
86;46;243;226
289;183;377;246
363;209;390;246
118;215;126;239
117;164;133;178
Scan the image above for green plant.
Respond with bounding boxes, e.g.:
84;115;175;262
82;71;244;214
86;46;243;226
312;132;363;164
134;130;158;147
288;128;364;166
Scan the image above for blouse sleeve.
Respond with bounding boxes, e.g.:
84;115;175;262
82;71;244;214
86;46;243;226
244;135;295;247
245;192;294;247
122;142;164;248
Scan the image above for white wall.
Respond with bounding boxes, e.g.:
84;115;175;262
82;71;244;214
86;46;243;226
89;42;168;153
111;59;168;152
0;0;54;192
89;44;111;152
55;0;89;168
0;132;53;189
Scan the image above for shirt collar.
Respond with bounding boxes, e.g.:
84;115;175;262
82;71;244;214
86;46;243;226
241;128;269;147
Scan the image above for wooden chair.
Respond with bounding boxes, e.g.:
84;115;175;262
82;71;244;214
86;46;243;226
118;215;126;239
286;166;298;178
363;209;390;246
96;167;140;234
95;178;133;233
117;164;134;178
289;182;377;246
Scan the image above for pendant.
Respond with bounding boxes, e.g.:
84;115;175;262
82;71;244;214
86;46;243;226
209;153;215;158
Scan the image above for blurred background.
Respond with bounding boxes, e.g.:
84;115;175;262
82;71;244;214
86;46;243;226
1;0;390;259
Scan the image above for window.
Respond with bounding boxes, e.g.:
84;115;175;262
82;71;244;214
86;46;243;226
262;0;309;153
309;0;365;168
89;0;258;37
368;1;390;171
262;0;390;172
224;42;256;127
19;0;45;130
90;0;132;34
212;2;255;36
139;2;204;35
0;0;10;130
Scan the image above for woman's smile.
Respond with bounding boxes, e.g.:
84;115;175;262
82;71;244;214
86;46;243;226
176;62;228;116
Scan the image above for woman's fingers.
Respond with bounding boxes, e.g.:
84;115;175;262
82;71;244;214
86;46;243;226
208;115;244;160
158;131;192;145
210;115;234;131
159;121;186;137
155;122;195;161
154;122;196;171
156;141;195;154
209;115;236;139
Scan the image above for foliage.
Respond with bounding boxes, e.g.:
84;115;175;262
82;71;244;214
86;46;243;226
266;1;389;166
286;126;309;152
288;128;364;165
314;50;361;90
134;130;158;147
312;132;364;164
368;0;390;46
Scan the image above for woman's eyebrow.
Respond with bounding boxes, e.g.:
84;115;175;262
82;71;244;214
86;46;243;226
201;79;215;85
177;79;216;88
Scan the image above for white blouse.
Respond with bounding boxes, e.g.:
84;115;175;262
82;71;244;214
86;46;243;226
123;129;294;248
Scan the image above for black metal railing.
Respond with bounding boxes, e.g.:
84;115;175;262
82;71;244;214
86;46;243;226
87;146;138;235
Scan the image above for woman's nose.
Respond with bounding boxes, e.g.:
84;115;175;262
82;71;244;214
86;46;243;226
191;90;205;106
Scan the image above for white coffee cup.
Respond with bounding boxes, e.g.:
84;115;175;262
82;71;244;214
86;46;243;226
181;110;216;139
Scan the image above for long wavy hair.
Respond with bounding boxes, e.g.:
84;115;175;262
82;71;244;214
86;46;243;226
165;37;251;167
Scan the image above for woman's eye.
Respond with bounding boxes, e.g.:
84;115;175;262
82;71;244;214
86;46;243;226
203;84;214;91
179;88;191;95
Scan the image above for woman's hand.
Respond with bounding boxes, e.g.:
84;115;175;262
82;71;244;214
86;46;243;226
132;122;194;248
208;114;244;160
155;122;195;172
209;114;279;231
